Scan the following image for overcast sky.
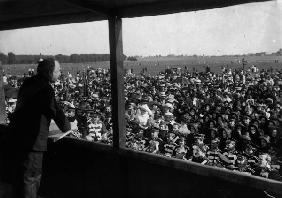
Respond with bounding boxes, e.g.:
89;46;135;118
0;1;281;56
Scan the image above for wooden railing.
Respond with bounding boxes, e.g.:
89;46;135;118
48;137;282;196
119;147;282;196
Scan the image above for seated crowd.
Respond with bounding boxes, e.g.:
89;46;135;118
3;65;282;180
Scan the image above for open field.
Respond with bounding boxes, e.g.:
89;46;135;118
2;55;282;76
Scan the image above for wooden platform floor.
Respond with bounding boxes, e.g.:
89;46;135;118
0;182;12;198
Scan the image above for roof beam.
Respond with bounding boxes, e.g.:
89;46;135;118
0;0;274;31
117;0;273;18
0;11;106;31
63;0;112;16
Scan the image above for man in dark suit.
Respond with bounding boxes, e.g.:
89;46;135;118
6;58;71;198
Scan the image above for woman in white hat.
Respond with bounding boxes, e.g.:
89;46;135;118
135;103;153;129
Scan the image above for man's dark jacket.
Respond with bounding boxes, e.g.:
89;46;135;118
8;74;70;151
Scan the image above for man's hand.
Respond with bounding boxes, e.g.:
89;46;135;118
50;130;73;142
70;130;82;139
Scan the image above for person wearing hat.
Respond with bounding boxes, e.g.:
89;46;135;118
148;101;160;119
242;114;252;129
174;137;189;160
6;98;17;119
163;132;178;158
257;153;272;178
237;131;254;151
164;102;174;111
206;119;216;131
248;122;260;147
223;139;238;169
218;127;231;151
258;135;271;153
259;115;268;134
227;114;236;129
158;121;169;143
164;111;175;125
242;144;259;171
158;91;167;105
206;138;225;167
192;133;209;164
5;58;71;198
235;154;251;174
64;103;79;132
267;119;277;132
76;101;90;138
232;122;245;140
204;127;218;147
134;103;153;130
268;127;281;150
178;117;190;137
125;102;137;122
167;93;176;104
101;105;112;131
86;113;108;142
189;107;198;120
145;128;162;154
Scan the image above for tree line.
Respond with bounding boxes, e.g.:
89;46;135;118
0;52;127;64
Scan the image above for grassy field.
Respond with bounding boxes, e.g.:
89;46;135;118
2;55;282;76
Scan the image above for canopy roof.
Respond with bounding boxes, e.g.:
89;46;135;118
0;0;272;30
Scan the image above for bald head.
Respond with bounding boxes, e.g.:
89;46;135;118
37;58;61;82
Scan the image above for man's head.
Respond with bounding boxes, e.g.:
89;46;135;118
92;114;100;123
37;58;61;82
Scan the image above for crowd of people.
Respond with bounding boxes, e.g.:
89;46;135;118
3;64;282;180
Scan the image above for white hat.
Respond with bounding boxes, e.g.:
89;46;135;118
165;112;173;116
164;103;173;109
167;98;175;103
69;84;76;89
167;95;175;102
173;83;181;89
139;104;153;115
92;93;99;98
195;79;201;84
168;94;174;99
159;92;166;97
63;101;75;109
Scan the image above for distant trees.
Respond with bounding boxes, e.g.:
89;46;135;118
55;54;70;63
7;52;16;64
0;53;8;64
69;54;112;62
254;52;266;56
276;49;282;56
70;54;80;63
127;56;137;61
0;52;126;64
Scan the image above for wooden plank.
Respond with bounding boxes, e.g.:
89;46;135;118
48;130;73;143
119;148;282;196
0;11;106;31
0;62;6;124
108;16;125;150
117;0;273;18
0;0;273;31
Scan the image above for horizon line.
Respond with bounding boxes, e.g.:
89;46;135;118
1;48;281;58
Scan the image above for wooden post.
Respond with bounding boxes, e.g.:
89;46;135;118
0;62;6;124
108;16;125;150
